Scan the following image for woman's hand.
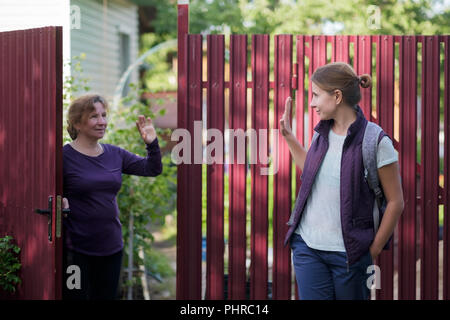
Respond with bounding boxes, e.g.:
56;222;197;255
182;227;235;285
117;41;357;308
62;197;69;218
369;244;382;261
136;115;157;144
369;161;405;262
278;96;307;171
280;97;293;137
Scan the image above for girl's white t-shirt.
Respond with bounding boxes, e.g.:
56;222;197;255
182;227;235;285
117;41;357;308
295;128;398;252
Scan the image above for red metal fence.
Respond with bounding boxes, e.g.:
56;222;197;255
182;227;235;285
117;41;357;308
177;16;450;299
176;4;450;300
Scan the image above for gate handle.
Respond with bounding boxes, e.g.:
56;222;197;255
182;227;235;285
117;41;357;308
35;196;53;241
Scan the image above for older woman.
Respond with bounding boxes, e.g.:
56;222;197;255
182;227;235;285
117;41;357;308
62;94;162;300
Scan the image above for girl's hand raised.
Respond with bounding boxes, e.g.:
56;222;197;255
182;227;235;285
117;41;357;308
280;96;293;137
279;97;307;170
136;115;157;144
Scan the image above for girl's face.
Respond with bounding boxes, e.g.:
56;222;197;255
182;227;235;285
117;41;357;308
76;102;108;140
310;81;339;121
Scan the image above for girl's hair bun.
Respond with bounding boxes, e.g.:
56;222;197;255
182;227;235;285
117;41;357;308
358;74;372;88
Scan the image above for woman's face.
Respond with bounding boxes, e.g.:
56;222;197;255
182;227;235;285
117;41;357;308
76;102;108;140
310;81;339;121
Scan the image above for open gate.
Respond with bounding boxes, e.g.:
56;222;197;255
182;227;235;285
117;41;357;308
0;26;63;299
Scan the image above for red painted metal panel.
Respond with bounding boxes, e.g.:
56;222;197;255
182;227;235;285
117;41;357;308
175;3;190;300
250;34;269;300
307;36;327;144
398;35;417;300
375;35;395;300
206;34;225;300
177;34;203;300
420;36;440;300
0;30;4;246
376;35;395;136
228;34;248;300
354;36;372;118
54;26;64;297
273;34;292;300
332;35;350;64
294;35;306;300
295;35;306;181
0;27;63;299
444;35;450;300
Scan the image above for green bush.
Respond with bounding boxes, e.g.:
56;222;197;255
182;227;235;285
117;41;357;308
0;236;21;293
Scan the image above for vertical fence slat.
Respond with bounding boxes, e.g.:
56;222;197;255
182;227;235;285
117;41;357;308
229;34;248;300
293;35;306;300
420;35;440;300
376;35;395;136
273;34;292;300
354;35;372;118
176;3;190;300
308;36;327;144
177;34;203;299
206;34;225;300
250;34;270;300
332;35;349;64
444;35;450;300
187;34;203;299
295;35;306;184
398;35;417;300
375;35;395;300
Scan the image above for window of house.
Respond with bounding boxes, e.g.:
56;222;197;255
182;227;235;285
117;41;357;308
119;32;130;97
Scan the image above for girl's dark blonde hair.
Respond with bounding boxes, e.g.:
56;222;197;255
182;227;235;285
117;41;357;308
311;62;372;109
67;94;108;140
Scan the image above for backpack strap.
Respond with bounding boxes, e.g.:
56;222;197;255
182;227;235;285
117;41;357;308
362;121;384;234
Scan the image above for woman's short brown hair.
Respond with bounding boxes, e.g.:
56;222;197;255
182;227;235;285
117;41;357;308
311;62;372;108
67;94;108;140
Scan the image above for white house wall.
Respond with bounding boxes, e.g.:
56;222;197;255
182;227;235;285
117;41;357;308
70;0;139;101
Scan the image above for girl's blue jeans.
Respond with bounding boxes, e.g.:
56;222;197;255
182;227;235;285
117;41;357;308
290;233;373;300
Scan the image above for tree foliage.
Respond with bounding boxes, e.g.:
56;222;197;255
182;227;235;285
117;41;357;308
143;0;449;39
139;0;448;95
0;236;21;293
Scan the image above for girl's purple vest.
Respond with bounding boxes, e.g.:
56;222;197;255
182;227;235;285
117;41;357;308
284;106;388;265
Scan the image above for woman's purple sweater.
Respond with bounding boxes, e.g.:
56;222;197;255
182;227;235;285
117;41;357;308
63;138;162;256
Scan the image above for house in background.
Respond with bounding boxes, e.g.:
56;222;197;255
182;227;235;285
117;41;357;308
0;0;139;101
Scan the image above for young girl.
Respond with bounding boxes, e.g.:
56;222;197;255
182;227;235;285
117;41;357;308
280;62;404;300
